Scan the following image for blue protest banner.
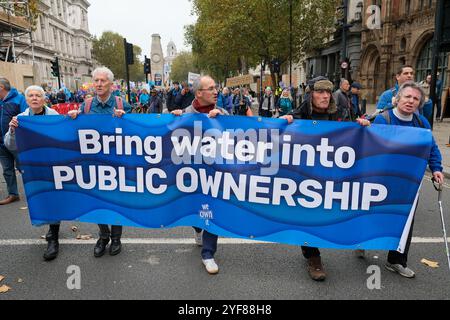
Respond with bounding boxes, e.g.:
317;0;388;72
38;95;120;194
15;114;432;251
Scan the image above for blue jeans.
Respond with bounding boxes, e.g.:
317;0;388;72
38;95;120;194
0;144;19;196
194;227;218;259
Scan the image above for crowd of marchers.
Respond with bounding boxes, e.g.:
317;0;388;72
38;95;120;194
0;63;444;282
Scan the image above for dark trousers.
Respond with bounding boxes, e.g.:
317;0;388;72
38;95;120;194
436;99;442;119
193;227;218;260
301;246;321;259
46;224;60;241
98;224;122;240
387;219;415;267
0;145;19;196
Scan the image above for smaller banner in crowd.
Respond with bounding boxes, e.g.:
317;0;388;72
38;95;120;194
15;114;432;252
51;103;81;115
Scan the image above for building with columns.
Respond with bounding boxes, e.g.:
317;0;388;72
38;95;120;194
359;0;448;103
0;0;93;91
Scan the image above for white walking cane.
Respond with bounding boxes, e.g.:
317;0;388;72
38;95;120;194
433;178;450;273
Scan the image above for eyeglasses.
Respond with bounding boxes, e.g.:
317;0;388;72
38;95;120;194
198;87;218;92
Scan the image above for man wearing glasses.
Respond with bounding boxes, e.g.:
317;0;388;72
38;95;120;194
171;76;228;275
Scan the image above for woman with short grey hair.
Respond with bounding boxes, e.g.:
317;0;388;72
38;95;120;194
5;85;61;262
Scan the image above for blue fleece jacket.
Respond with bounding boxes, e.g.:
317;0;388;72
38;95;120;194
374;110;443;173
0;88;28;142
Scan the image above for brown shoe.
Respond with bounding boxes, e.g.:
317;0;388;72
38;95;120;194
307;256;327;281
0;195;20;205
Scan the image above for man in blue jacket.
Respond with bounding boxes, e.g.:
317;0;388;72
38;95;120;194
0;77;28;205
377;65;414;111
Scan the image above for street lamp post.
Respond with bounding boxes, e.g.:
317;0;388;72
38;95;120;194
289;0;293;88
340;0;350;80
429;0;445;129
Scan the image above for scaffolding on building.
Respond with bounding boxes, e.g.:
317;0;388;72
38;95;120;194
0;0;35;64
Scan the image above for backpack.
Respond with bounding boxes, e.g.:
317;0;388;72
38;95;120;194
83;96;124;114
381;110;425;128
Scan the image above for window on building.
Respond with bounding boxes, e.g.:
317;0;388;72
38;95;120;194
416;38;448;87
405;0;411;15
400;38;407;52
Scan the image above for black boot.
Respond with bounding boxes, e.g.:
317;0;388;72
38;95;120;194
109;225;122;256
44;224;60;261
94;238;110;257
94;224;110;257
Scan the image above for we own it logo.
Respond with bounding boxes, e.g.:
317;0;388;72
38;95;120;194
199;204;214;225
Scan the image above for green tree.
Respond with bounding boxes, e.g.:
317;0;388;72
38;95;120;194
170;51;200;83
186;0;338;85
92;31;144;82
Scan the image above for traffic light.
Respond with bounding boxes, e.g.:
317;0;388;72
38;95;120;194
144;57;151;74
125;42;134;65
272;59;281;74
50;57;60;77
439;0;450;51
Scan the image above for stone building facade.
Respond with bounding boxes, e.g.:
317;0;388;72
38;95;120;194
359;0;449;103
0;0;93;91
305;0;364;88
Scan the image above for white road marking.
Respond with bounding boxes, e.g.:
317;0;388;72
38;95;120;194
0;238;449;246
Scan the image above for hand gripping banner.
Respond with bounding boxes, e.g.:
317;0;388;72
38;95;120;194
15;114;432;252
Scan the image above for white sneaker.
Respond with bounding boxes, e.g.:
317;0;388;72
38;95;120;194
202;258;219;274
194;230;203;247
385;263;416;278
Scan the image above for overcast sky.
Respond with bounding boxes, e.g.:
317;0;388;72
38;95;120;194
88;0;197;59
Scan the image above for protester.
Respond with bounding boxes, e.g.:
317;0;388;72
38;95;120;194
357;81;444;278
217;87;233;114
350;82;362;119
5;85;60;261
57;88;67;103
280;76;338;281
166;81;181;111
68;67;131;258
419;74;433;120
259;87;275;118
171;75;227;275
235;93;253;116
148;88;163;113
231;88;241;114
243;88;253;105
0;77;28;205
436;72;443;120
139;88;150;113
377;65;414;110
276;88;294;116
334;78;354;121
175;82;195;109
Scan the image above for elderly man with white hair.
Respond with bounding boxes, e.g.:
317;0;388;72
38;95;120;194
6;85;60;261
68;67;132;258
